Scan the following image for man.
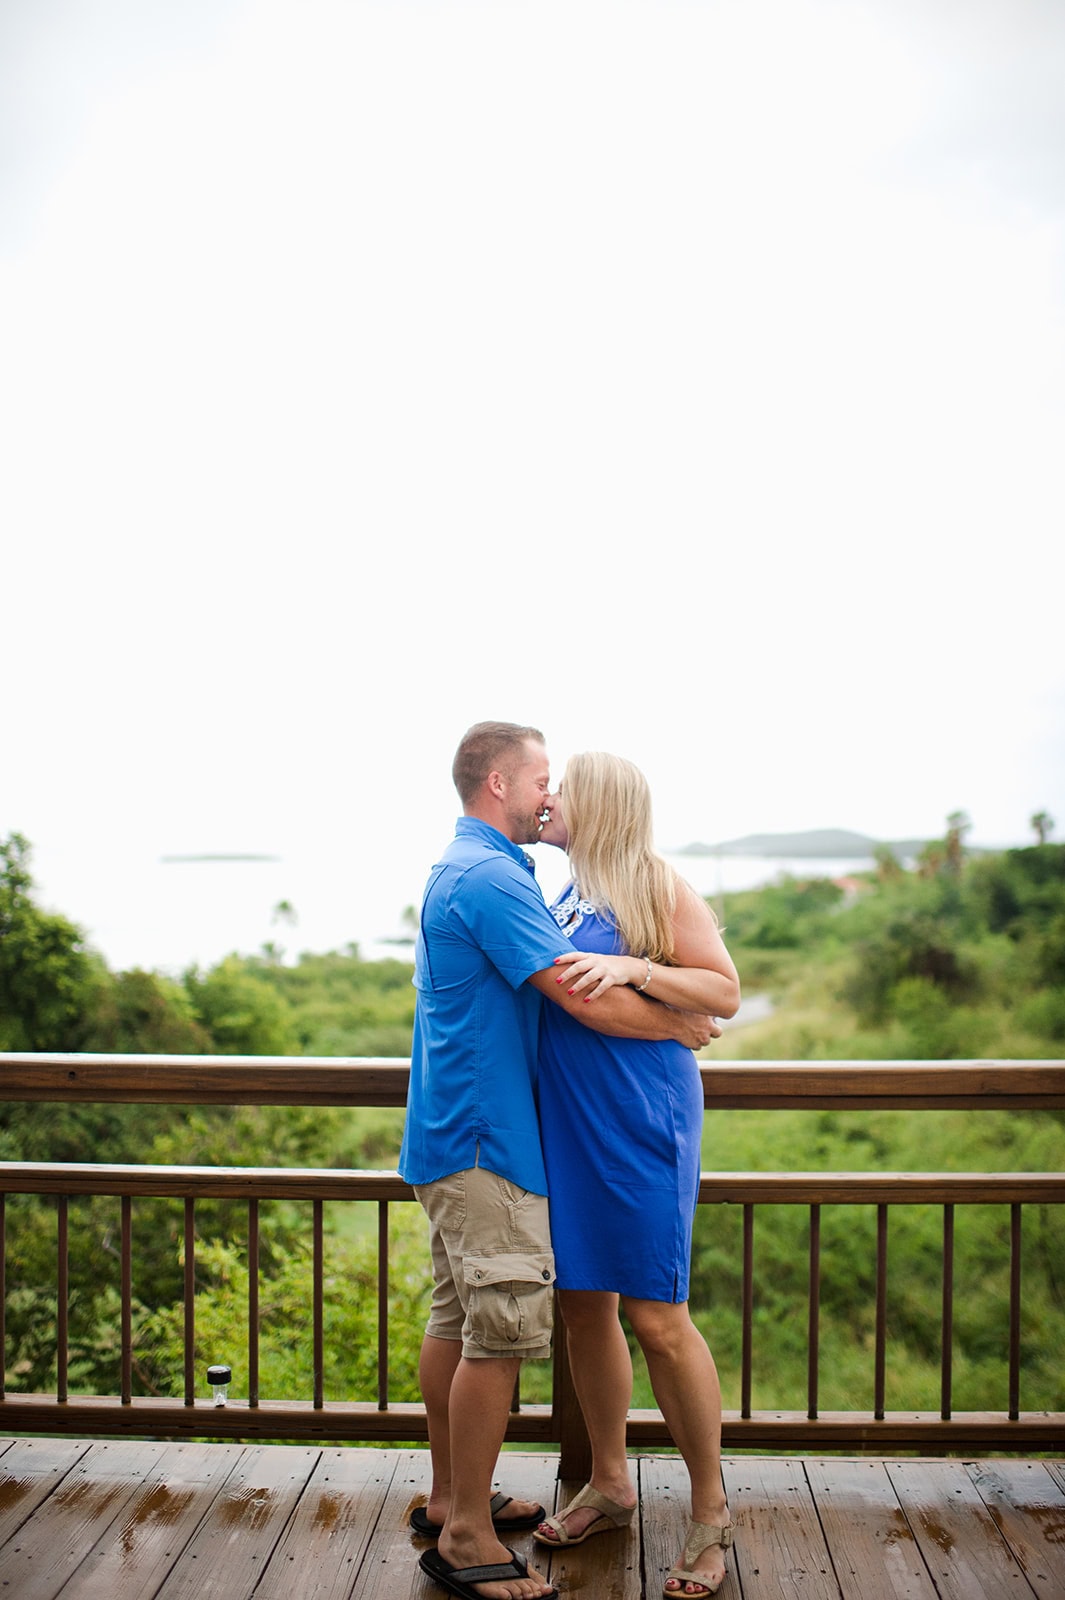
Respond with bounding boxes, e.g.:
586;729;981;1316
400;722;718;1600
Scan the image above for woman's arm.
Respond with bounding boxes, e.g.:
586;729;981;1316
553;879;741;1017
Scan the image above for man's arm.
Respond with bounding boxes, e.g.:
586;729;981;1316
526;968;721;1049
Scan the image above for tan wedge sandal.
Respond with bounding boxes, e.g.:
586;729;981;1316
533;1483;635;1547
663;1519;734;1599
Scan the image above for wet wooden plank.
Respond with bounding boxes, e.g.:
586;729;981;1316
354;1447;433;1600
640;1455;741;1600
255;1447;400;1600
0;1439;168;1600
722;1455;837;1598
0;1436;92;1547
153;1444;320;1599
53;1442;244;1600
803;1458;939;1598
483;1450;559;1576
2;1442;1062;1600
966;1458;1065;1599
885;1459;1031;1600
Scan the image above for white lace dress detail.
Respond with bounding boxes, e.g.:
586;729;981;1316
549;882;600;937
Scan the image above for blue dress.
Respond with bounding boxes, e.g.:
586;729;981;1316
537;884;704;1302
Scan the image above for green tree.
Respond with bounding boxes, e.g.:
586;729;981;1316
184;956;300;1055
82;969;212;1054
0;832;98;1051
873;844;903;883
839;886;974;1029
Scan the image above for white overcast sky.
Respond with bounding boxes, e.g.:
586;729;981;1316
3;0;1064;947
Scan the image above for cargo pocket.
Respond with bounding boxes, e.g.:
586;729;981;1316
463;1251;556;1351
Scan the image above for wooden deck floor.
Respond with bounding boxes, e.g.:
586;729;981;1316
0;1437;1063;1599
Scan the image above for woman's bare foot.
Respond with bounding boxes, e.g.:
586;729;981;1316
534;1477;636;1544
664;1515;733;1597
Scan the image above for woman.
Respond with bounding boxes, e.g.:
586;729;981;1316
533;752;741;1600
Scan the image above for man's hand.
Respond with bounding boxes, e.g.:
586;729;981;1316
670;1011;723;1050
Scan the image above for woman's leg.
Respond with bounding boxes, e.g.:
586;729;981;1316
623;1297;730;1593
536;1290;637;1541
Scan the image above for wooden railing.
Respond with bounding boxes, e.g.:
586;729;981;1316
1;1053;1063;1475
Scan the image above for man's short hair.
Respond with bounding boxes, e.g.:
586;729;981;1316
452;722;545;804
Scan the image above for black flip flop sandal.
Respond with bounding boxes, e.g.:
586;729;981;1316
419;1545;558;1600
410;1491;547;1538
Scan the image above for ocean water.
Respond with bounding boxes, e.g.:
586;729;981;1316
30;838;877;977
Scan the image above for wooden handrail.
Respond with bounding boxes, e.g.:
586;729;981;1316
0;1392;1057;1452
2;1053;1064;1109
0;1162;1063;1206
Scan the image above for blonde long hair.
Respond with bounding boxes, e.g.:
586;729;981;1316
562;751;678;964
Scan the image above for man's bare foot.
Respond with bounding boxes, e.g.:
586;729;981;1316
433;1532;554;1600
422;1492;544;1532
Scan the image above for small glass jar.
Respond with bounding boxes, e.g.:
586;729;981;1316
206;1364;232;1407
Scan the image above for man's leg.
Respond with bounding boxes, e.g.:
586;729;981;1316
418;1331;545;1534
425;1353;550;1600
419;1332;462;1527
414;1169;553;1588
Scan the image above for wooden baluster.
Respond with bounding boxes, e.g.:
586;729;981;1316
121;1195;132;1405
313;1199;324;1410
377;1201;389;1410
184;1198;195;1406
874;1204;888;1420
57;1195;69;1404
0;1193;5;1401
807;1204;820;1420
741;1204;754;1419
248;1198;259;1408
1009;1203;1022;1421
940;1203;954;1421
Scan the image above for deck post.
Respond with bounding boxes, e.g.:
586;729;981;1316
553;1299;592;1480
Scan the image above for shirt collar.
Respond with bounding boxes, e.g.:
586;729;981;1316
455;815;538;874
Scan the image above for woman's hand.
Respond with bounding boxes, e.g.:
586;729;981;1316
553;949;643;1001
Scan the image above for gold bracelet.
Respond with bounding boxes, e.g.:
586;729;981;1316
635;957;653;993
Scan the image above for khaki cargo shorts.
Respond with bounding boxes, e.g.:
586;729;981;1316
414;1165;555;1360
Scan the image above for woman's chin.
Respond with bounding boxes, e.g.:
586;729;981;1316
538;829;568;851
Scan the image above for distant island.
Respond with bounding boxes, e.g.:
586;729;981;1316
160;854;281;864
674;828;928;860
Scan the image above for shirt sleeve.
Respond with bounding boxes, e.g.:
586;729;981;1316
454;858;572;989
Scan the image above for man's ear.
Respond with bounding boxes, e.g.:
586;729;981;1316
485;768;507;800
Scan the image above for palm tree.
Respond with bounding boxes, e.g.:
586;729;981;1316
1030;811;1054;845
944;811;971;874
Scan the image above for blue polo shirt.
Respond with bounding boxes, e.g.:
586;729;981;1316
398;817;572;1195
